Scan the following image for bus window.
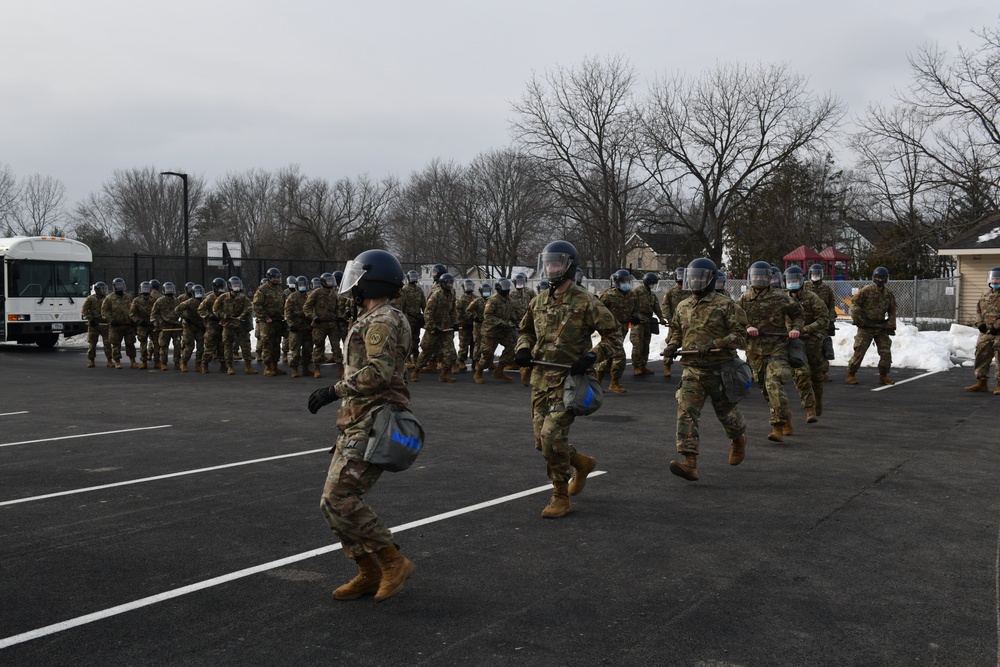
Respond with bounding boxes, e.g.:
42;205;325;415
9;261;91;298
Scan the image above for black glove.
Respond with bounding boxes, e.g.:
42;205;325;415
696;341;714;356
991;327;1000;335
308;385;340;414
979;324;989;333
89;319;99;326
885;329;896;336
427;327;439;335
569;352;597;375
464;322;474;331
663;345;679;360
514;348;533;368
628;315;641;325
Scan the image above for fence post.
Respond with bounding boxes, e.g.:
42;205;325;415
912;275;918;328
133;253;139;294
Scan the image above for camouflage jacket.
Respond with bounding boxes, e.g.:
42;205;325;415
213;291;254;327
101;291;133;326
510;289;531;324
661;285;688;322
176;297;206;330
737;286;804;357
465;295;485;324
598;287;636;325
150;295;181;328
129;294;156;327
789;289;831;336
423;286;458;331
851;284;896;330
399;283;426;320
482;293;517;337
667;291;748;368
333;301;412;440
456;292;477;326
632;284;664;324
303;287;341;325
284;290;311;332
803;280;836;321
81;294;106;323
517;282;622;390
975;289;1000;330
253;282;285;321
199;292;222;321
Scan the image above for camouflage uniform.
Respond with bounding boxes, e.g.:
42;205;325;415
476;292;518;371
284;289;314;373
214;291;255;369
660;284;689;375
253;282;286;367
398;282;426;367
455;290;478;367
199;291;225;370
517;283;621;482
320;301;412;558
304;285;344;367
971;289;1000;381
847;284;896;376
789;289;831;413
629;283;664;372
597;286;635;382
129;293;158;365
738;286;804;428
414;284;457;371
667;292;748;455
151;294;182;368
464;294;486;367
81;293;111;364
803;278;837;375
176;297;206;370
101;290;136;365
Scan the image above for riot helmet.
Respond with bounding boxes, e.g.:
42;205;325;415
184;281;195;296
112;277;126;294
320;272;336;289
575;267;585;286
784;266;805;292
296;275;309;292
229;276;243;292
438;274;455;292
149;279;161;292
211;277;227;294
286;275;296;289
809;264;824;283
612;269;633;292
748;261;772;288
163;282;176;296
989;267;1000;290
770;266;783;288
495;278;512;297
715;270;727;294
339;249;405;301
513;273;527;290
537;240;579;287
333;270;344;286
259;277;267;285
872;267;889;287
266;267;282;285
94;282;108;296
311;277;322;290
538;279;550;292
682;258;717;294
139;281;151;295
192;284;205;299
643;272;660;287
430;264;447;283
479;282;492;298
462;279;475;294
675;267;685;284
406;269;420;284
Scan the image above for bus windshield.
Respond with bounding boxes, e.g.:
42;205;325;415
8;260;91;299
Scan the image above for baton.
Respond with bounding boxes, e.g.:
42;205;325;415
531;360;572;370
674;348;723;356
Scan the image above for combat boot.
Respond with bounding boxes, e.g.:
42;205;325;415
106;359;115;368
520;366;531;386
114;360;122;369
337;363;345;378
374;544;415;603
129;358;139;369
782;420;793;436
568;452;597;496
314;369;322;379
263;363;277;377
227;364;235;376
333;552;382;601
139;361;149;370
244;362;258;375
663;364;672;378
595;369;605;383
180;361;188;373
669;454;699;481
806;407;818;423
633;366;645;376
290;367;299;378
879;374;894;386
302;363;312;376
451;363;463;374
200;361;209;374
767;425;784;443
421;364;438;374
410;368;420;382
473;369;485;384
995;380;1000;396
845;372;858;385
160;362;169;371
438;367;457;383
173;361;181;371
965;378;989;392
729;434;746;466
641;366;655;376
608;376;626;394
87;359;96;368
492;365;512;382
540;482;572;518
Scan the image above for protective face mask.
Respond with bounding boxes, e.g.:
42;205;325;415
618;284;631;292
786;281;802;291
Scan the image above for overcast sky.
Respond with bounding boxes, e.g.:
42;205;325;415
2;1;996;207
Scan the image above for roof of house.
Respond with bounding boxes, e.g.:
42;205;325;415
938;211;1000;251
845;219;895;246
628;231;687;255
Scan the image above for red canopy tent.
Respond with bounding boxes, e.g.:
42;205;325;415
782;245;823;269
818;246;851;279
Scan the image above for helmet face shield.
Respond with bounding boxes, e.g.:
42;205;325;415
989;268;1000;289
339;260;366;295
682;267;714;292
229;277;243;292
809;265;824;282
140;281;151;295
748;266;771;287
538;252;571;283
112;278;126;293
784;268;804;291
407;270;419;284
193;285;205;299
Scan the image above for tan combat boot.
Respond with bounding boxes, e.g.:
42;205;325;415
332;552;382;601
180;361;188;373
106;359;115;368
966;378;989;392
568;452;597;496
541;482;572;518
160;362;169;371
129;359;139;369
263;363;276;377
438;367;457;383
520;366;531;386
879;374;894;385
669;454;699;481
139;361;148;370
374;544;415;603
226;364;235;376
87;359;96;368
314;368;322;379
244;362;258;375
608;376;626;394
492;365;512;383
663;362;672;378
199;361;209;374
451;363;463;374
783;419;793;436
290;366;299;378
114;360;122;369
845;373;858;385
473;369;485;384
641;366;655;376
806;407;818;423
633;366;645;376
729;434;746;466
410;368;420;382
767;425;784;443
302;363;312;376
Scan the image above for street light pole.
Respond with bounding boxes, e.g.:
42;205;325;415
160;171;189;281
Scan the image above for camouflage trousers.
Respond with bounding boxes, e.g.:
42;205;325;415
158;329;181;366
86;325;111;361
476;328;515;371
311;323;343;365
202;321;224;364
181;324;205;365
405;316;422;365
848;327;892;375
456;324;475;364
675;365;745;456
257;320;283;364
416;329;456;369
972;332;1000;380
222;325;253;366
531;382;580;483
629;323;653;368
747;351;792;426
107;324;136;362
320;434;393;558
135;325;160;364
792;337;825;409
288;328;313;368
597;322;628;378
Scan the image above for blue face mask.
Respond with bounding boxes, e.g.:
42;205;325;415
990;283;1000;290
618;283;631;293
786;281;802;291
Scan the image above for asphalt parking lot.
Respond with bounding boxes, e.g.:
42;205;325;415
1;344;997;666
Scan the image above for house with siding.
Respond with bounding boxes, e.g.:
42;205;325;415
937;211;1000;325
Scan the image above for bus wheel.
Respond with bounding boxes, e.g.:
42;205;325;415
36;335;59;349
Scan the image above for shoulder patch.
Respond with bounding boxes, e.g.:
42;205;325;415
365;323;392;355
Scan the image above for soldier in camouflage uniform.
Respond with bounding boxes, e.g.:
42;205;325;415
473;278;518;384
129;281;157;369
965;267;1000;394
307;249;416;603
804;264;837;381
454;279;479;373
214;276;257;375
515;240;621;518
284;275;314;378
412;272;459;383
254;267;287;376
630;272;665;376
101;277;137;369
176;284;206;372
510;273;534;385
466;282;489;371
663;258;749;481
784;266;831;423
738;261;804;443
846;267;896;386
398;270;426;369
281;275;296;362
199;277;228;373
304;272;345;379
81;282;111;367
660;268;688;377
151;282;182;371
597;269;637;393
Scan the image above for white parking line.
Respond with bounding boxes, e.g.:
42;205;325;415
0;448;330;507
0;425;172;449
0;471;607;649
871;369;944;391
0;411;29;417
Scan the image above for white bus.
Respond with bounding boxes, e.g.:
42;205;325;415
0;236;92;347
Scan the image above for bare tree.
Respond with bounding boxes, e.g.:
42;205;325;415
640;62;845;264
0;163;18;235
6;174;67;236
215;167;285;257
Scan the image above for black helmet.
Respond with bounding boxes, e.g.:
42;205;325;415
748;261;772;288
873;267;889;286
320;272;336;289
538;279;550;292
715;269;727;293
575;267;585;286
150;279;161;291
770;266;782;288
462;279;475;293
537;240;579;287
513;273;527;289
809;263;824;282
675;267;685;283
266;267;282;285
495;278;512;296
612;269;633;291
211;277;227;293
431;264;447;283
184;281;195;296
112;277;126;293
229;276;243;292
339;249;405;300
989;267;1000;290
286;275;296;289
311;277;322;290
784;265;805;292
643;272;659;287
682;258;717;293
296;275;309;291
406;269;419;284
260;278;267;285
333;270;344;285
94;281;108;296
479;282;492;298
139;281;151;295
163;282;176;296
438;273;455;291
192;284;205;299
